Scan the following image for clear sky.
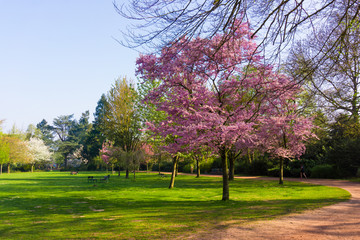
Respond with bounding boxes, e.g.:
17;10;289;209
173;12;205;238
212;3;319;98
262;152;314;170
0;0;139;132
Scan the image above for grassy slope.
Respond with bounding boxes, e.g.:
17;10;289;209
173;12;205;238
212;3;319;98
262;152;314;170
0;172;350;239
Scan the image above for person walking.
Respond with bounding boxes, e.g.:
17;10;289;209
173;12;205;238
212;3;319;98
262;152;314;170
300;165;307;179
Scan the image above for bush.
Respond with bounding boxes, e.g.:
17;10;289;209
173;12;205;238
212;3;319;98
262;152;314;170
245;159;272;176
152;161;173;172
200;158;216;173
182;164;194;173
236;154;273;176
288;159;316;177
310;164;338;179
12;164;31;172
86;163;98;171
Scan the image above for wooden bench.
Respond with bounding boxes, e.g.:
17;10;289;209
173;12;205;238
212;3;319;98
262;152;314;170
88;176;97;183
70;171;78;175
100;175;110;182
210;168;222;174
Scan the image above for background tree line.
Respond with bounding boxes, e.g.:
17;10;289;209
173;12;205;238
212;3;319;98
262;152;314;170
0;77;160;175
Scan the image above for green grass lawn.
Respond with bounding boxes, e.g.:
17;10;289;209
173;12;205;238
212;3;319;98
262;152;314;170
0;171;350;239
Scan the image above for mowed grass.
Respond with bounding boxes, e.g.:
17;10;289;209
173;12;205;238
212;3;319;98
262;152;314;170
0;172;350;239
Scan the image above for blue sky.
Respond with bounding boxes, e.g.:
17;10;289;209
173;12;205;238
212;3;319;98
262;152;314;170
0;0;139;132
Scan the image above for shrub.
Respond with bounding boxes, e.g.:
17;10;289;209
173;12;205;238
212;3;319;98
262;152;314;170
288;159;316;177
182;164;193;173
152;161;173;172
310;164;338;179
236;154;273;176
200;158;216;173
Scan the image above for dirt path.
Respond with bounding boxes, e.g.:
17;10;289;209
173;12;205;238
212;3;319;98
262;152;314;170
188;176;360;240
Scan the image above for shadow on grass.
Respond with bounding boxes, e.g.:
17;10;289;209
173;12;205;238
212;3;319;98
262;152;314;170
0;195;347;239
0;172;350;239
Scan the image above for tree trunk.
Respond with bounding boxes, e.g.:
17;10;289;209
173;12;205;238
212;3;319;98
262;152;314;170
220;148;229;201
146;162;148;173
175;160;178;177
351;82;359;122
158;154;161;175
31;164;34;173
126;168;129;179
279;158;284;185
134;168;136;179
280;133;287;185
229;153;235;181
112;164;115;175
169;155;178;189
196;158;200;178
118;164;121;176
0;164;2;175
7;163;10;174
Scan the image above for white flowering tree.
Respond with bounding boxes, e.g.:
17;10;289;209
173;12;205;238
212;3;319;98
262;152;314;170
27;138;52;172
67;145;86;168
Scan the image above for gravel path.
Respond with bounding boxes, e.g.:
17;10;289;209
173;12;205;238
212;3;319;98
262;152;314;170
188;176;360;240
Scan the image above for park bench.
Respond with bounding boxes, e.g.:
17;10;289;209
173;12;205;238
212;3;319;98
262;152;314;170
210;168;222;174
88;176;97;183
100;175;110;182
70;171;78;175
159;173;166;178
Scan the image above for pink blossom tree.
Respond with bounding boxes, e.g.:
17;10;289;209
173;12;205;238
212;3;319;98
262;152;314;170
256;104;316;184
100;141;147;178
100;141;112;164
142;143;154;172
137;20;314;200
100;141;117;174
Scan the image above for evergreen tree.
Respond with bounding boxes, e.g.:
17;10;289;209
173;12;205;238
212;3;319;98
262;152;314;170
83;95;108;168
36;119;54;147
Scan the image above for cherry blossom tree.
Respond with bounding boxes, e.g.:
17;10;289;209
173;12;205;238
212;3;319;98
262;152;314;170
256;105;316;184
100;141;117;174
137;20;314;200
100;141;145;178
142;143;154;172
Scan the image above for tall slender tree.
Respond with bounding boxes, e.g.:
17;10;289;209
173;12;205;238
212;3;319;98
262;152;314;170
52;115;78;168
36;119;54;147
103;77;143;178
84;95;108;166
